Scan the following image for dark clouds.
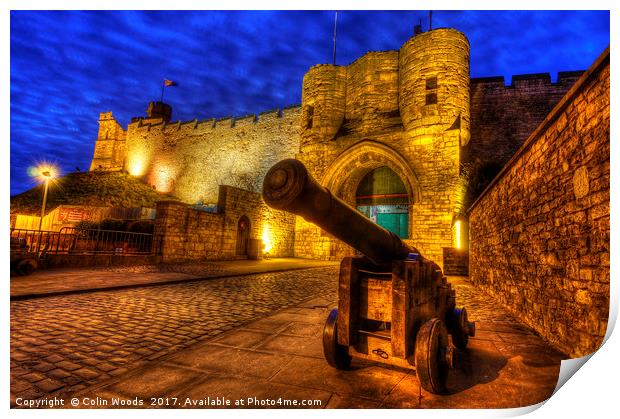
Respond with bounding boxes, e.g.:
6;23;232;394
10;10;609;195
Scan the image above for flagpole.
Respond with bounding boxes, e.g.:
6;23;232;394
160;80;165;103
332;11;338;65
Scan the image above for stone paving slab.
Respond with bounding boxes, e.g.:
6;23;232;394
58;279;565;409
11;258;339;299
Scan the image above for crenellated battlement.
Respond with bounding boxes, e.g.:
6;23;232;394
471;71;584;89
129;105;301;134
99;111;115;120
117;102;302;203
467;70;585;172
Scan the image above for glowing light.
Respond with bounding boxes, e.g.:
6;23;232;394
262;224;273;254
152;165;175;192
28;162;59;183
127;155;146;176
27;162;59;231
455;220;462;249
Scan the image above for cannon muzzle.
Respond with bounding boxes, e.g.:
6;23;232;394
262;159;416;264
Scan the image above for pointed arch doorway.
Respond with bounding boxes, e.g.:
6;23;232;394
355;166;409;238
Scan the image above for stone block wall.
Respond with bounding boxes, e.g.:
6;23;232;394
466;71;583;170
344;51;401;136
295;29;470;268
124;107;301;204
153;200;225;262
442;247;469;276
293;130;463;267
154;186;295;263
468;49;609;357
300;65;347;143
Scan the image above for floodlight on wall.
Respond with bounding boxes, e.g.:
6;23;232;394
452;214;468;250
262;224;274;256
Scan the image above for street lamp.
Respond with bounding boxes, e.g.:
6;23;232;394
30;164;57;231
38;170;52;231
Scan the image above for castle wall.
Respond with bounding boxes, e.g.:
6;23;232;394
125;107;301;204
344;51;401;136
466;71;583;170
468;49;609;357
300;65;346;143
88;27;591;272
295;29;470;268
154;185;295;262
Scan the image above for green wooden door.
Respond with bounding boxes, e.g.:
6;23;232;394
377;213;408;239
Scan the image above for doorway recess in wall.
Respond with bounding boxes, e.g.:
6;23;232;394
236;215;250;256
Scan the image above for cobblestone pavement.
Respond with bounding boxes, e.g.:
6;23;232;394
10;267;338;405
64;275;564;409
11;270;565;409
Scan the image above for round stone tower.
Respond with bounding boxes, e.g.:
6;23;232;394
399;28;470;145
300;64;347;143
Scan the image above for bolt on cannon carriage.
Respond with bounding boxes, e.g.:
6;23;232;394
262;159;475;394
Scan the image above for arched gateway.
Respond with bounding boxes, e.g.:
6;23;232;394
321;141;420;239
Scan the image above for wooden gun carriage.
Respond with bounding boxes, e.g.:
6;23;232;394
262;159;475;394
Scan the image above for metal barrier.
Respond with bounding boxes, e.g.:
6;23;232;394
10;227;158;256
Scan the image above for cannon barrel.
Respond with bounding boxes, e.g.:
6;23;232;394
262;159;417;264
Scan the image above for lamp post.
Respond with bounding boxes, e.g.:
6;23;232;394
38;170;52;231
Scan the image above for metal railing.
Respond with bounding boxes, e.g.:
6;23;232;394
10;227;159;256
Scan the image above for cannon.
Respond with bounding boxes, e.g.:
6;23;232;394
263;159;475;394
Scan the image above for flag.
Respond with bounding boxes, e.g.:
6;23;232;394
164;79;177;87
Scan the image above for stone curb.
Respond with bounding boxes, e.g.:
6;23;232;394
10;264;337;301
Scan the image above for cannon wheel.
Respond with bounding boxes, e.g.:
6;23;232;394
415;318;450;394
16;258;37;276
323;309;351;370
449;307;470;350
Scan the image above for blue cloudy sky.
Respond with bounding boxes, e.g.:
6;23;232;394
10;10;610;195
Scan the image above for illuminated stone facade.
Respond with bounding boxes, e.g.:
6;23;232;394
295;29;469;264
90;112;127;171
90;28;582;267
154;186;295;261
469;49;610;357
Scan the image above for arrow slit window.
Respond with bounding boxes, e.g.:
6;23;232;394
425;76;438;105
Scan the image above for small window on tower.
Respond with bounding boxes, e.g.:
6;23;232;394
426;77;437;90
305;106;315;129
425;76;438;105
426;93;437;105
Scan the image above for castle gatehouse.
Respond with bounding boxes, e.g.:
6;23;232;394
89;27;584;269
